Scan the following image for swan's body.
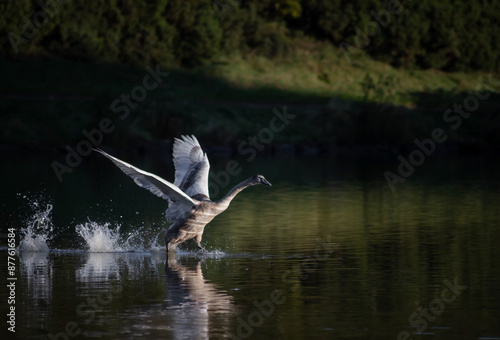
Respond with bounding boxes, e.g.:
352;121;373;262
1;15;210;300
95;135;271;252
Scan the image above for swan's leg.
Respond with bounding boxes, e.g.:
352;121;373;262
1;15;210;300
165;227;184;254
195;234;207;253
166;241;178;255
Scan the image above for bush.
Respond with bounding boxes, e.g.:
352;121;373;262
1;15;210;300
1;0;499;71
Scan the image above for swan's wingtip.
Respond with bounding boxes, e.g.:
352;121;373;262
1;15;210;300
93;148;106;155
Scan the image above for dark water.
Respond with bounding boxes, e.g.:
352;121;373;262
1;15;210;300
1;151;499;339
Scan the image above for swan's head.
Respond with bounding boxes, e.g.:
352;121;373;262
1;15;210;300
251;175;272;186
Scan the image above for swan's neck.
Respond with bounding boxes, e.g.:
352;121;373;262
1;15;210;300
216;178;254;209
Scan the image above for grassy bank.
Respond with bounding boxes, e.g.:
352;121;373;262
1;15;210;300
1;46;499;153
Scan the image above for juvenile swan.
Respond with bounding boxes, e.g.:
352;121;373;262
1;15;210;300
95;135;271;252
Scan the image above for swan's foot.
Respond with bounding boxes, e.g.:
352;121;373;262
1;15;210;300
196;242;208;253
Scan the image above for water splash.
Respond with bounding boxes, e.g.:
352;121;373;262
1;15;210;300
150;231;166;253
19;203;53;253
76;221;164;252
76;222;125;252
14;196;217;254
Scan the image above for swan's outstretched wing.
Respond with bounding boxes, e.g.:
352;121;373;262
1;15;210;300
172;135;210;198
94;149;196;212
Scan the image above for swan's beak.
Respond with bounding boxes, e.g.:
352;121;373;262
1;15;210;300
262;178;272;186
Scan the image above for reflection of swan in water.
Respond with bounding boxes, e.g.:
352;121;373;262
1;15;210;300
165;256;236;339
95;135;271;253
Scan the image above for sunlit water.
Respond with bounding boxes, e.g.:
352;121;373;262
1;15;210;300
1;153;499;339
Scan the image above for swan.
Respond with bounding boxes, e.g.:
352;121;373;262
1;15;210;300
94;135;271;252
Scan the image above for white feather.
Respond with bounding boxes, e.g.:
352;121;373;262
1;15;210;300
94;149;196;218
172;135;210;198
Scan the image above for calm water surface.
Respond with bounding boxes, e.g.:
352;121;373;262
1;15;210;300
1;152;499;340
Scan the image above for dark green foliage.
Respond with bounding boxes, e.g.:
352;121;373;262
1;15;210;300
297;0;500;71
1;0;499;70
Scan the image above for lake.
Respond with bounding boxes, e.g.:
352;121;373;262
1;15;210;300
1;150;499;339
